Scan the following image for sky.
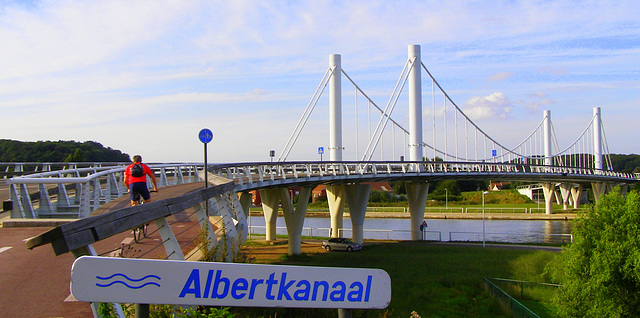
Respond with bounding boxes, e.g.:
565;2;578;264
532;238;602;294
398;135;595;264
1;0;639;164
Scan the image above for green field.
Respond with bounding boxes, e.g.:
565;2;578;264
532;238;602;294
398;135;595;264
230;241;558;318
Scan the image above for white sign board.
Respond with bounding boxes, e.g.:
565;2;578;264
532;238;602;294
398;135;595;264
71;256;391;309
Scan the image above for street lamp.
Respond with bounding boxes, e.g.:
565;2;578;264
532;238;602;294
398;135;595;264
482;191;489;248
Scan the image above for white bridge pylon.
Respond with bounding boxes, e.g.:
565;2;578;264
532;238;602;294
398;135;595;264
280;45;612;171
268;44;618;252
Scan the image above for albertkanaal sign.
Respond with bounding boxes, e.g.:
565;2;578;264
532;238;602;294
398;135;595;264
71;256;391;309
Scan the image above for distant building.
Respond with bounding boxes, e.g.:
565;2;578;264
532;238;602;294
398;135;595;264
489;181;510;191
311;182;394;202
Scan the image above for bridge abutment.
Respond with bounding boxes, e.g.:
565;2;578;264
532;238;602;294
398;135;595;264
406;181;429;240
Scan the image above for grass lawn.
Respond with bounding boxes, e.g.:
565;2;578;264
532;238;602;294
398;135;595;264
230;241;558;318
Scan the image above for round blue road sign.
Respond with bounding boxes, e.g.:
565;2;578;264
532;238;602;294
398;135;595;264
198;128;214;144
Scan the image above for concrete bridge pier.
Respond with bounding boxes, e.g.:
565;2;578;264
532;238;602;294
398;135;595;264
591;182;607;204
282;188;311;255
345;183;372;245
327;184;346;238
571;184;583;209
541;182;556;215
259;188;282;241
406;181;429;240
238;192;252;220
259;188;311;255
558;183;572;210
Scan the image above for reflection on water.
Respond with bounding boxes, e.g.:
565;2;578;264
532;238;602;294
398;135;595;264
248;216;573;244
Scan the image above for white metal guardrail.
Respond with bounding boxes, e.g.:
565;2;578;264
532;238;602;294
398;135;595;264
211;161;639;192
7;160;639;219
7;163;202;219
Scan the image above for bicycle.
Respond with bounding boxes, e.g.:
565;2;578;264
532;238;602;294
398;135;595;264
131;190;156;243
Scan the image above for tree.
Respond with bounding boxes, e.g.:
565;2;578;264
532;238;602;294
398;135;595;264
552;188;640;317
64;148;83;162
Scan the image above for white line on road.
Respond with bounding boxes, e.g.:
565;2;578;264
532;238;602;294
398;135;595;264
0;246;13;254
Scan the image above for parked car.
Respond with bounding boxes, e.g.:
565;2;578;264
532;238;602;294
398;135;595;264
322;238;362;252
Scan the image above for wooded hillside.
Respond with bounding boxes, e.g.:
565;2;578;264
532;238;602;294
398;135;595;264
609;154;640;173
0;139;130;162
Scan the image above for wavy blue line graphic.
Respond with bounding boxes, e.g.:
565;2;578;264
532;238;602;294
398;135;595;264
95;273;161;290
96;281;161;289
96;273;161;282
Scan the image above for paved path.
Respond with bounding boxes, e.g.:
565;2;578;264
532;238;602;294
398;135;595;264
0;226;93;317
0;182;210;317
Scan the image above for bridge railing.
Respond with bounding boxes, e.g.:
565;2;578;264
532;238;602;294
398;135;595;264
7;163;203;219
7;160;638;219
212;160;639;191
1;162;128;179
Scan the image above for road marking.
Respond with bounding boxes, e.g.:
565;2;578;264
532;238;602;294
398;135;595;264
0;247;12;254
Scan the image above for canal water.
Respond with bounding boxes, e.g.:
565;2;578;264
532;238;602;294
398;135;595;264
248;216;573;244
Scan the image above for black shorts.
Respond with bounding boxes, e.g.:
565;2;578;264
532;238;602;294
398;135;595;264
129;182;151;201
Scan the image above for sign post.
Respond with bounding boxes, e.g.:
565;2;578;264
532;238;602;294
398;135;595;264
71;256;391;310
198;128;214;217
318;147;324;162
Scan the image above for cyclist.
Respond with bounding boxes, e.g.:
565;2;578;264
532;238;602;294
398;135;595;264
123;155;158;206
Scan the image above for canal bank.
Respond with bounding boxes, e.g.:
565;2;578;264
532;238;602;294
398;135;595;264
249;210;578;221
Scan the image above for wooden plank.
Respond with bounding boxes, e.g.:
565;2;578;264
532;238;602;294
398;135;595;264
63;229;100;254
25;226;64;250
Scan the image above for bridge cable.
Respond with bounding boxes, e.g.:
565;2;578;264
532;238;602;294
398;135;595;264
278;66;335;161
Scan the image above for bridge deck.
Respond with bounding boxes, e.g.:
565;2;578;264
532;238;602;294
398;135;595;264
90;182;208;216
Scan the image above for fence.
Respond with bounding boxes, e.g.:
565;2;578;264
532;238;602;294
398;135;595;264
483;277;541;318
449;232;573;244
483;277;560;318
247;225;442;242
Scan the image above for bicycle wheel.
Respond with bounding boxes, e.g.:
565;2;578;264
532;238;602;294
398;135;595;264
133;226;143;243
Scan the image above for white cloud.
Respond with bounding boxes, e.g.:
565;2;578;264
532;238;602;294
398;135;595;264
463;92;513;120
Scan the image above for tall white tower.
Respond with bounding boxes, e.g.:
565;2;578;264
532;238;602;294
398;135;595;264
408;45;423;161
329;54;342;161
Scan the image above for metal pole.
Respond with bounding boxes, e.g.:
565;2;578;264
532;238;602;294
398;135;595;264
445;188;448;210
204;143;208;216
482;191;488;248
135;304;149;318
338;308;352;318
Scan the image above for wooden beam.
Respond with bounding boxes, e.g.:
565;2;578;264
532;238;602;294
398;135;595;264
25;181;235;255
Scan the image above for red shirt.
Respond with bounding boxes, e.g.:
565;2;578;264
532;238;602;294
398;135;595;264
125;163;152;184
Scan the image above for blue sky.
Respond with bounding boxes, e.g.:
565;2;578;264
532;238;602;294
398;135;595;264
1;0;638;163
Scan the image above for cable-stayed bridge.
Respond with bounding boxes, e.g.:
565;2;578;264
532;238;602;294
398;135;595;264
4;45;639;258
